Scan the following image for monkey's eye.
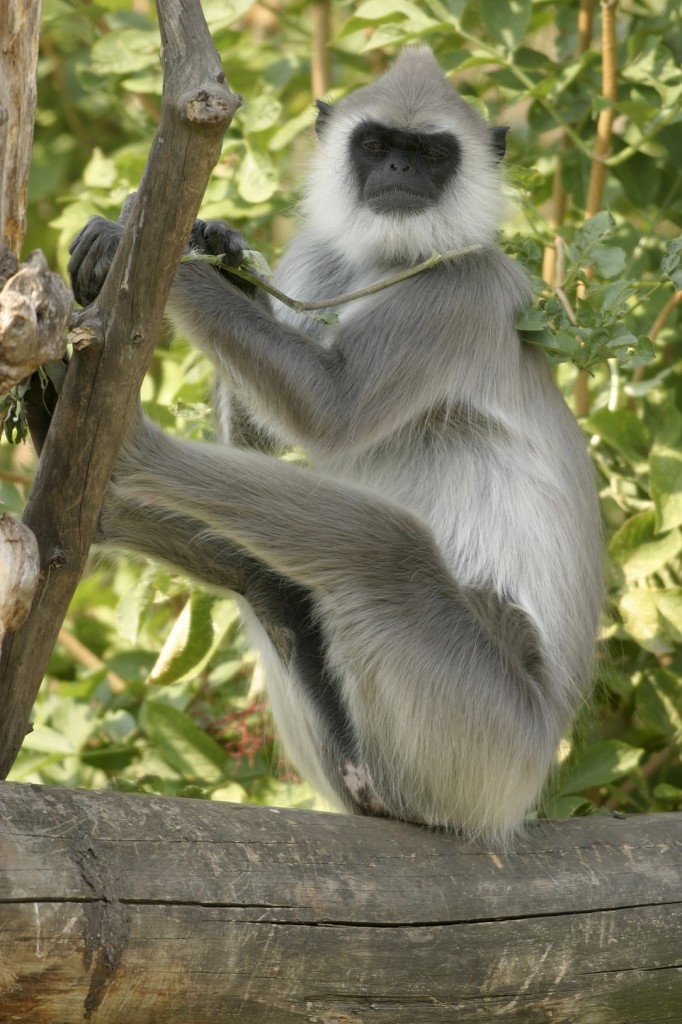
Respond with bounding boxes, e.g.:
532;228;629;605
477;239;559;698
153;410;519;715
422;144;449;162
363;138;387;153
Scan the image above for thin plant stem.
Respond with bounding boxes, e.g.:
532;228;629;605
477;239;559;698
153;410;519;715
575;0;619;417
542;0;595;287
184;245;483;321
311;1;332;97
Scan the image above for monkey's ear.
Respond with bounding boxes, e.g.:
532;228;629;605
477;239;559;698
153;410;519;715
490;125;510;163
315;99;334;138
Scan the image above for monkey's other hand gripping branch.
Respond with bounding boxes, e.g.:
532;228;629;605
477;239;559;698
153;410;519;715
67;212;254;309
68;217;124;308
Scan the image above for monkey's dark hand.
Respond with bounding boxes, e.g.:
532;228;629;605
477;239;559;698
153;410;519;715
188;219;247;268
68;217;123;307
187;219;257;296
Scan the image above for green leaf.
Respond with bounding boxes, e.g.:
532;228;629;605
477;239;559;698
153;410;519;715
618;590;672;655
608;510;682;581
350;0;438;26
542;794;593;819
149;592;216;686
312;310;340;325
653;784;682;806
82;148;119;189
650;446;682;532
516;306;546;331
617;335;655;369
619;587;682;654
241;249;273;279
656;589;682;640
140;702;229;781
561;741;644;794
591;245;626;279
480;0;531;52
425;0;467;23
636;670;682;738
202;0;259;31
240;95;283;134
269;105;317;151
118;567;156;645
237;147;278;204
21;725;75;755
575;210;615;249
210;782;248;803
661;235;682;289
43;360;67;393
651;397;682;447
91;29;159;76
585;409;649;467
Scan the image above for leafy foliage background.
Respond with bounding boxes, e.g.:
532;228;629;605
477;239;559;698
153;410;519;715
2;0;681;821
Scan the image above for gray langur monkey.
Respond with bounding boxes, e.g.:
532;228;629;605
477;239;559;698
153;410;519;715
67;46;603;844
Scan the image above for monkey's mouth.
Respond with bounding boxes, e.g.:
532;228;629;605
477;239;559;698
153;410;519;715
366;189;433;214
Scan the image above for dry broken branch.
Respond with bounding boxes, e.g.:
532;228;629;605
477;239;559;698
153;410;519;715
0;0;241;778
0;250;71;393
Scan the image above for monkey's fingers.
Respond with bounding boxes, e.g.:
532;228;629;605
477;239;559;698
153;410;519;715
67;217;123;307
203;221;248;267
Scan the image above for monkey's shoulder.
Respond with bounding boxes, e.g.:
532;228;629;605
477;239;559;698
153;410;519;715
431;246;533;309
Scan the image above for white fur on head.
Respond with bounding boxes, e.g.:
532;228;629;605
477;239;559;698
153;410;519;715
302;46;505;267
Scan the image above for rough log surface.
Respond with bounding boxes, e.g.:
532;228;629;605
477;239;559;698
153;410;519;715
0;782;680;1023
0;0;241;778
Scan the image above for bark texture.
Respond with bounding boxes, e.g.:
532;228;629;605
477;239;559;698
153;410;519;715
0;783;680;1023
0;0;241;778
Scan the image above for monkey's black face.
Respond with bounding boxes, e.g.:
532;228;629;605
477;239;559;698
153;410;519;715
349;121;461;215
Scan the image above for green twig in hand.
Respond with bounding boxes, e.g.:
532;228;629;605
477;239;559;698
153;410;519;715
182;244;483;323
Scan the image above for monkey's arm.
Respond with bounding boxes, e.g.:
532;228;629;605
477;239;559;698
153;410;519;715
166;252;524;452
68;217;527;451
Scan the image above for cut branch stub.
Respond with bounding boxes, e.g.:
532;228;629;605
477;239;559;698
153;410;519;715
0;250;72;394
0;516;39;633
181;88;240;125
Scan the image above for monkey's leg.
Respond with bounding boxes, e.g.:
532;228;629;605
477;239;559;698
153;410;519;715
99;492;358;798
116;426;553;838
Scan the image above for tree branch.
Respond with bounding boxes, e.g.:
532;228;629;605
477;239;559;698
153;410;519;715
584;0;619;218
311;1;332;97
574;0;619;417
541;0;595;288
0;0;241;779
0;0;41;258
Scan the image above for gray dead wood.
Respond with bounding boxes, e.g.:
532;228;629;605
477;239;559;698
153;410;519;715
0;515;39;631
0;249;72;392
0;0;41;258
0;782;680;1023
0;0;241;779
0;2;67;661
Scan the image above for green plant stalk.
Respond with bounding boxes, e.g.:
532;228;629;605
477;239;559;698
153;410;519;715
183;244;483;318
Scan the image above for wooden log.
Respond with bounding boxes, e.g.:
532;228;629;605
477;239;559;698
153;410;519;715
0;782;680;1023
